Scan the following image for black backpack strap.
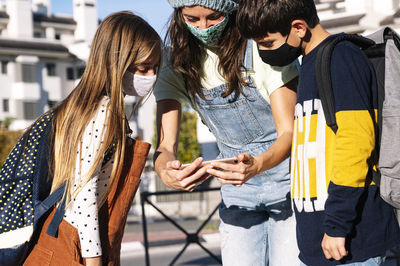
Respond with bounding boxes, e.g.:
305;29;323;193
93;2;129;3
315;34;375;134
316;38;338;134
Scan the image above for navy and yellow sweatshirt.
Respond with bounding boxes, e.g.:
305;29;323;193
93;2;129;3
291;35;400;265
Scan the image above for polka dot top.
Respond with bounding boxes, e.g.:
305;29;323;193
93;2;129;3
63;97;114;258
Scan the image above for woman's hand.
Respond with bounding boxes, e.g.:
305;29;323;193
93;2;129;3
206;153;262;186
162;157;213;191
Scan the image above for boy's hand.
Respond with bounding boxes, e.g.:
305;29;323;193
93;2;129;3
321;234;348;261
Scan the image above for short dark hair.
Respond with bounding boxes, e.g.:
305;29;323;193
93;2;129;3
237;0;320;39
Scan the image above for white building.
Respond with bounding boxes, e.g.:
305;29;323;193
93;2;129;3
0;0;141;137
316;0;400;34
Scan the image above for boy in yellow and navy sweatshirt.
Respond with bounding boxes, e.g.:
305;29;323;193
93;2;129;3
237;0;400;265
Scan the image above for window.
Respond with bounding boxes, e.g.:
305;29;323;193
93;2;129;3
46;63;56;76
23;102;38;120
21;64;36;83
1;61;7;74
55;33;61;40
66;67;75;80
77;67;85;79
34;31;42;38
3;99;9;112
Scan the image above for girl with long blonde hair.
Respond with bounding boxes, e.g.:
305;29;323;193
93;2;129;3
46;11;160;265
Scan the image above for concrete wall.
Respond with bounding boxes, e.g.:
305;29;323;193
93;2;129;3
6;0;32;39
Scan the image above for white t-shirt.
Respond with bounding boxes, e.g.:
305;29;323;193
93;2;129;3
63;97;113;258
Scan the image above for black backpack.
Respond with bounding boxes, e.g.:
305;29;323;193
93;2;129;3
0;113;65;265
315;27;400;208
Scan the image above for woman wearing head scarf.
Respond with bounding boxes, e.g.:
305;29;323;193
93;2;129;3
154;1;300;264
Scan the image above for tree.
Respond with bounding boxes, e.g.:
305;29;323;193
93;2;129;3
152;103;201;164
0;130;23;168
0;117;15;130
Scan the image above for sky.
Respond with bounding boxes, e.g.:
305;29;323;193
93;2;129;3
51;0;173;37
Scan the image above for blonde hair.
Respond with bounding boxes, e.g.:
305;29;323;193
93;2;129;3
49;11;162;206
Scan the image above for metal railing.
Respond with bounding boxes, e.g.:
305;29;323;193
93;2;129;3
140;187;222;266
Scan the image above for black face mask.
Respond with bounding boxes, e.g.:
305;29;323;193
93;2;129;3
258;34;302;67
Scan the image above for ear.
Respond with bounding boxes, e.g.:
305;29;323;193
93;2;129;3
291;20;307;39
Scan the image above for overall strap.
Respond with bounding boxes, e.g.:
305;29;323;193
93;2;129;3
243;39;253;72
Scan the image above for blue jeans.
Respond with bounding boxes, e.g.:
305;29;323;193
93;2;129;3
219;202;299;266
300;256;385;266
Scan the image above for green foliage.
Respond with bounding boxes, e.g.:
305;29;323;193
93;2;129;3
152;103;201;164
177;105;201;163
0;117;15;130
0;130;23;168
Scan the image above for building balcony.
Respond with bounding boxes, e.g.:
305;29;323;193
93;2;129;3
11;82;40;100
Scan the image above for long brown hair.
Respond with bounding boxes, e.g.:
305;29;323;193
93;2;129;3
166;8;247;99
49;11;162;206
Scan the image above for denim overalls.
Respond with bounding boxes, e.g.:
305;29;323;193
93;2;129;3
193;41;299;265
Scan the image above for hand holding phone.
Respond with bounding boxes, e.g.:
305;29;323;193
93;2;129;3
181;157;238;169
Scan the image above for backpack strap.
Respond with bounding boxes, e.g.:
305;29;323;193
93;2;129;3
32;181;66;237
35;182;66;221
46;193;66;237
315;34;375;134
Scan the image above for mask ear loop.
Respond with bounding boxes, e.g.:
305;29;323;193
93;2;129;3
284;27;292;43
285;33;290;43
285;28;303;50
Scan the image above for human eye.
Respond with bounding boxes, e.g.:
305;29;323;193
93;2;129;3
134;63;157;76
207;12;224;21
184;15;199;23
134;65;148;73
258;41;274;49
138;67;150;74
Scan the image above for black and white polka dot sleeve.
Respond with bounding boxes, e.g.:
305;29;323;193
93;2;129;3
64;98;109;258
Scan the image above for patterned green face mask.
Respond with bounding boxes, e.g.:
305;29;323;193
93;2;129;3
185;16;229;46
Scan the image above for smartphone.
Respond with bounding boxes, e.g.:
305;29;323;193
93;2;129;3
181;157;238;169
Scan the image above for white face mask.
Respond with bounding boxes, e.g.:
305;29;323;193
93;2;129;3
122;71;156;97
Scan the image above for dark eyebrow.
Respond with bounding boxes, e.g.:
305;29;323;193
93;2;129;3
183;14;198;19
206;11;223;18
137;62;157;68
